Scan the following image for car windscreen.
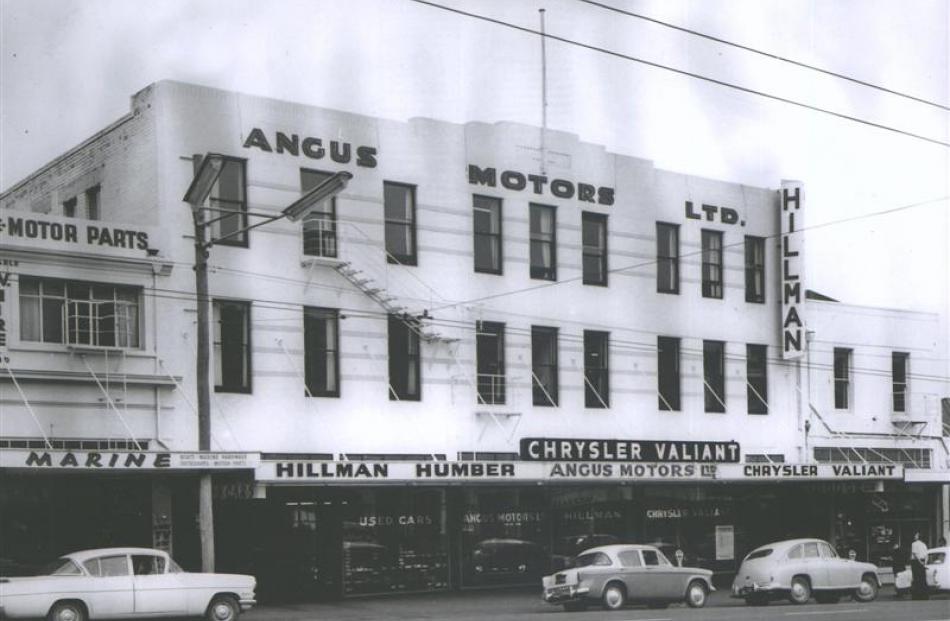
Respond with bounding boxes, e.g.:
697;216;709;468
745;549;772;561
927;552;946;565
38;558;83;576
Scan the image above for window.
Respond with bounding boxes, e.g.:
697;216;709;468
656;222;679;294
703;340;726;412
19;277;140;348
132;555;166;575
529;204;556;280
531;326;558;406
746;344;768;414
62;197;77;218
304;307;339;397
787;545;803;560
818;542;837;559
85;555;130;577
803;542;820;558
745;236;765;303
205;156;247;246
642;549;665;566
384;182;416;265
214;300;251;393
584;330;609;408
473;195;502;274
476;321;505;405
575;552;611;567
892;352;908;412
301;170;338;258
618;550;642;567
85;185;101;220
657;336;680;411
582;212;608;286
701;229;723;298
834;348;852;409
388;315;420;400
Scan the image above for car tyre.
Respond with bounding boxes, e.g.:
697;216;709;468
789;576;811;605
852;575;878;602
686;580;708;608
47;601;87;621
206;595;241;621
563;601;587;612
602;582;626;611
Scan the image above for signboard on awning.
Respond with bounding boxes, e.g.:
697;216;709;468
0;450;260;471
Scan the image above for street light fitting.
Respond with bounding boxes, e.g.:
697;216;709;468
282;170;354;222
182;153;226;205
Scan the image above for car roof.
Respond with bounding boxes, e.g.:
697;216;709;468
749;539;827;553
63;548;168;562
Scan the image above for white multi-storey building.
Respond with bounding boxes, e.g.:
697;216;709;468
1;81;946;600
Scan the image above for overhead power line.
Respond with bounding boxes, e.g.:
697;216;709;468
577;0;950;112
407;0;950;148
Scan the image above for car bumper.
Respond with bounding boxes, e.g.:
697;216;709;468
239;598;257;611
732;583;783;598
542;585;590;604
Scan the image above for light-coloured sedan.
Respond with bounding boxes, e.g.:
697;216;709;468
0;547;256;621
731;538;879;605
926;547;948;592
541;544;714;611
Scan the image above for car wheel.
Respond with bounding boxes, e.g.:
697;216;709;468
47;602;86;621
789;576;812;605
852;575;878;602
563;601;587;612
815;592;840;604
602;582;626;610
686;580;708;608
206;595;241;621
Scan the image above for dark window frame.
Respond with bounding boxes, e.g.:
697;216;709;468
531;326;559;406
703;340;726;413
214;300;252;393
892;352;908;412
301;169;338;258
746;343;768;414
384;181;417;265
834;347;852;409
529;203;557;281
203;155;248;248
62;196;77;218
581;212;608;286
388;314;421;401
584;330;609;408
745;235;766;303
85;185;101;221
657;336;680;411
304;307;340;398
473;195;503;274
476;321;506;405
701;229;724;299
656;222;680;294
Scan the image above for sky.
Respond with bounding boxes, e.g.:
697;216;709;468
1;0;948;315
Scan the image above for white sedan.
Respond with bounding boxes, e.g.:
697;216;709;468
0;547;256;621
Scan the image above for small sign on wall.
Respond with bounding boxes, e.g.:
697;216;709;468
715;525;735;561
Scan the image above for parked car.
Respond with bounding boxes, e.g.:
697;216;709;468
541;544;714;611
550;534;620;571
0;547;256;620
926;546;948;592
731;538;879;605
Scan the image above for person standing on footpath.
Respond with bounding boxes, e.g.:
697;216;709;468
890;542;908;597
910;531;929;600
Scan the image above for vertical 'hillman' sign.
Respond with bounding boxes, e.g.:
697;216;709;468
781;181;804;359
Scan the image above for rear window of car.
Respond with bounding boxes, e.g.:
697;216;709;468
803;543;820;558
746;549;772;560
927;552;946;565
575;552;612;567
39;558;82;576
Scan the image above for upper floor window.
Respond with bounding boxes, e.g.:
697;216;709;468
388;315;420;400
892;352;908;412
584;330;609;408
656;222;679;294
701;229;723;299
834;347;852;409
703;340;726;412
301;169;338;258
473;195;502;274
745;236;765;303
85;185;101;220
62;197;77;218
746;344;768;414
531;326;558;406
20;277;140;348
214;300;251;393
582;212;608;286
529;204;557;280
304;307;339;397
62;185;101;221
384;182;417;265
657;336;680;411
205;156;248;247
476;321;505;405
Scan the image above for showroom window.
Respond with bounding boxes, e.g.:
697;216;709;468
301;169;338;258
656;222;679;294
703;340;726;412
657;336;680;411
388;315;421;400
476;321;505;405
584;330;609;408
384;182;417;265
304;307;339;397
529;204;557;280
701;229;723;298
531;326;558;406
834;348;852;409
582;212;608;286
214;300;251;393
19;277;140;348
473;195;502;274
745;236;765;303
746;344;768;414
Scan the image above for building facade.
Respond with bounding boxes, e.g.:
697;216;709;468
1;81;947;600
